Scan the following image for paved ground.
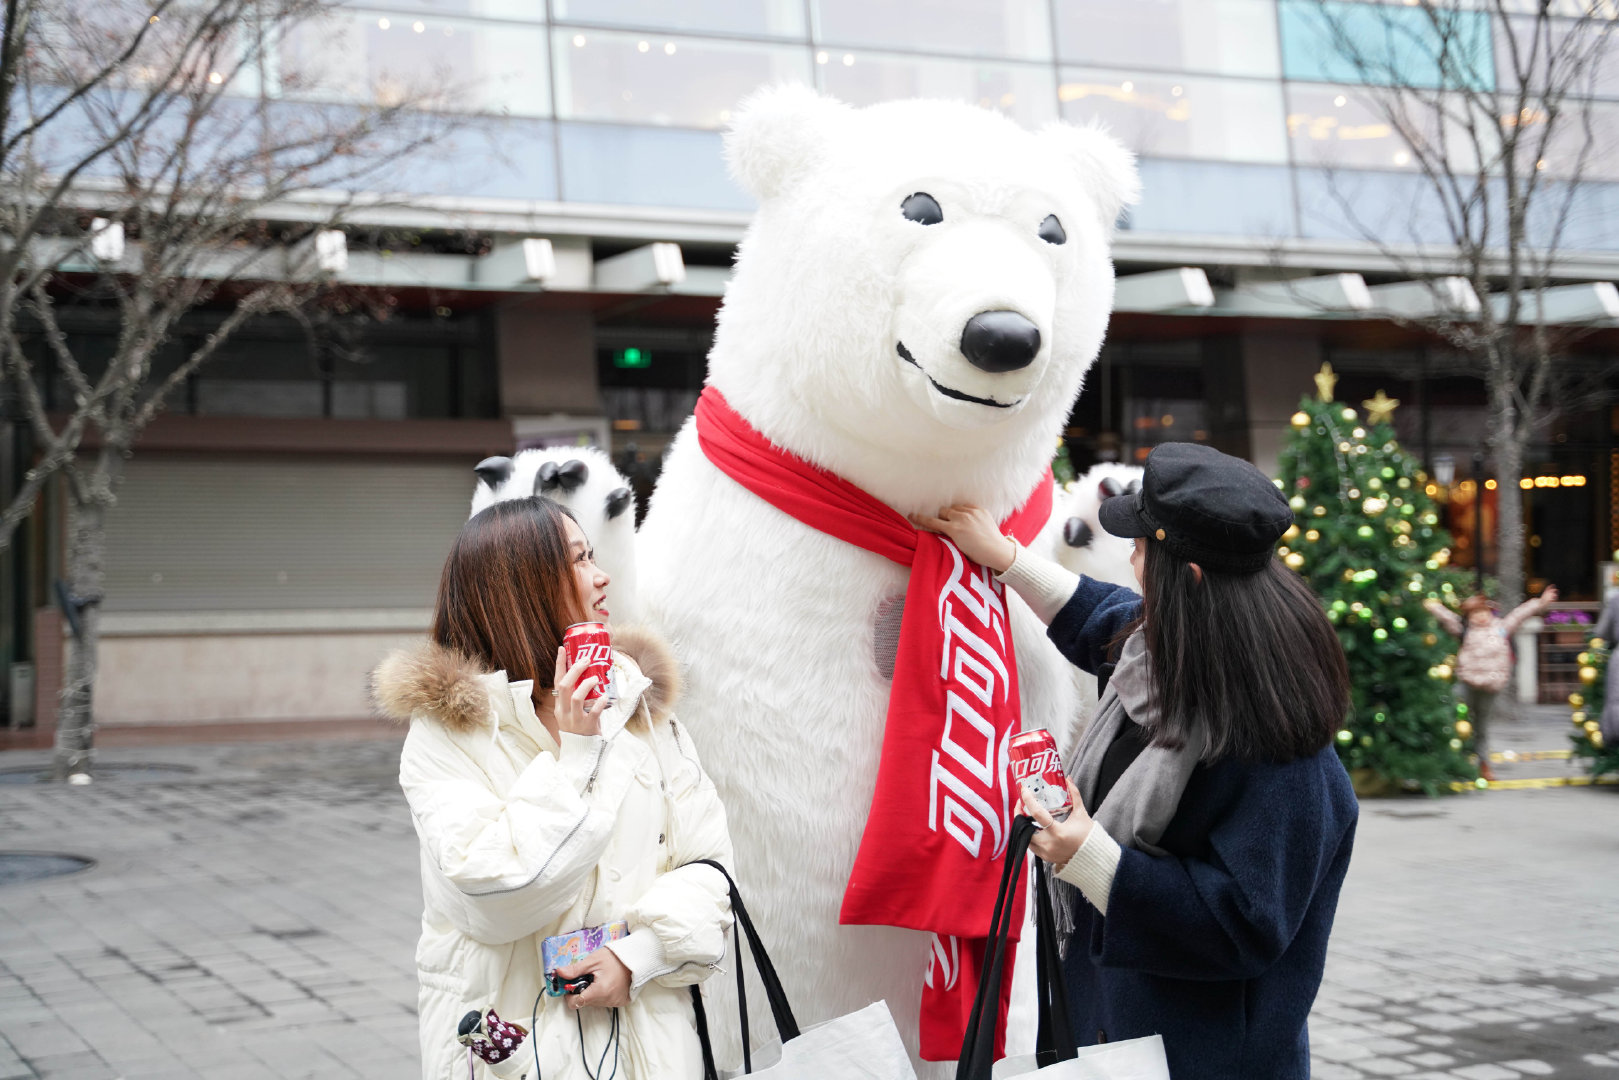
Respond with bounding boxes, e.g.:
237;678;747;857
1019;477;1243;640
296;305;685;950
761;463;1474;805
0;708;1615;1079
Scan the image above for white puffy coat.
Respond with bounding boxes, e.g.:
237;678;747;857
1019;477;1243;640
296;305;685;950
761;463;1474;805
373;626;734;1080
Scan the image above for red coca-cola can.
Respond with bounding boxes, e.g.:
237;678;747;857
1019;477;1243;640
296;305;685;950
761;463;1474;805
563;622;615;703
1009;728;1072;822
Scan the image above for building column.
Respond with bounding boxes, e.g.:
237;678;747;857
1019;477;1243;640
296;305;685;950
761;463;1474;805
1242;330;1324;476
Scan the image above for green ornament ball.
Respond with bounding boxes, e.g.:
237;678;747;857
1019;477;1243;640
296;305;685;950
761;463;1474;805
1393;617;1408;630
1336;729;1353;744
1373;628;1389;641
1357;525;1374;539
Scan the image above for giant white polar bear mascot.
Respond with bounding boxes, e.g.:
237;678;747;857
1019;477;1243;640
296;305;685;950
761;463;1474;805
637;87;1138;1075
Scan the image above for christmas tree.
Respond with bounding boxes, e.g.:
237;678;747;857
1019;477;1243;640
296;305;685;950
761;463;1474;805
1569;637;1619;777
1275;365;1478;795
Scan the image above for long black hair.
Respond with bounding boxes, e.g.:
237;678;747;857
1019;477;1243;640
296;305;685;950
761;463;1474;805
1131;540;1349;763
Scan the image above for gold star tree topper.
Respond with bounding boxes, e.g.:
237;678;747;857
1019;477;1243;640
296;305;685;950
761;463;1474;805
1363;390;1400;424
1313;362;1338;402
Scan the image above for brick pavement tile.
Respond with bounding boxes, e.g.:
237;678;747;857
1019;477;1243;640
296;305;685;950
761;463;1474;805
1404;1051;1457;1067
1311;1064;1367;1080
1502;1062;1554;1076
1356;1059;1417;1076
1451;1066;1524;1080
1316;1041;1377;1064
27;1051;112;1079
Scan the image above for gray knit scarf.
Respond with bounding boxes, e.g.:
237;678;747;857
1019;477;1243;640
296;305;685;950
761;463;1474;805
1051;631;1205;946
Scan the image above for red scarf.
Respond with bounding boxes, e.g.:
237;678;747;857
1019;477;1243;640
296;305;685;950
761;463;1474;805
695;387;1052;1062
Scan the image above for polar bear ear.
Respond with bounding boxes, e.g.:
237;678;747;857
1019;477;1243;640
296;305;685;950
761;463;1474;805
1041;122;1141;233
725;84;848;201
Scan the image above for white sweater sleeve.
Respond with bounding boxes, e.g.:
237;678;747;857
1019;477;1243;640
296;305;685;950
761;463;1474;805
1055;822;1123;915
995;543;1082;626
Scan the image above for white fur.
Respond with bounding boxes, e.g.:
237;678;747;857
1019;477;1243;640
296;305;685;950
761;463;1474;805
470;446;642;625
1051;463;1144;590
639;89;1137;1077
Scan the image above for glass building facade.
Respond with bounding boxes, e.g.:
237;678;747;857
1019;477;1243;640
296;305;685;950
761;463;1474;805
240;0;1619;248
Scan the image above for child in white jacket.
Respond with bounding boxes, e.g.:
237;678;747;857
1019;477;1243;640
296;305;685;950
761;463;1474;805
373;495;733;1079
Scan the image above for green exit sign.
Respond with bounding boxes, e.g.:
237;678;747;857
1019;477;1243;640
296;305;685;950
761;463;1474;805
613;347;651;369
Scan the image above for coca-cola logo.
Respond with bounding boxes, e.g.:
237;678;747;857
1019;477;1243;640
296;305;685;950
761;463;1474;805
569;642;613;666
1011;747;1058;780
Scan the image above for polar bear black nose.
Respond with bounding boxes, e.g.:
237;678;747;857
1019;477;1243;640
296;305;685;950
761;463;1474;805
960;311;1041;373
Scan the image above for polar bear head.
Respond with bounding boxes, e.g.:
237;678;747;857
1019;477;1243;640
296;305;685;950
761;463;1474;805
1048;463;1143;592
470;446;641;623
707;86;1138;517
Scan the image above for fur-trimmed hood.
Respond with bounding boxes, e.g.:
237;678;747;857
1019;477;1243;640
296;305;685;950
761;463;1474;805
371;624;681;733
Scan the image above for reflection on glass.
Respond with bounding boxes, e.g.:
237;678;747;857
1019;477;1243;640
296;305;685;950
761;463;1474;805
342;0;537;17
1054;0;1280;77
1527;98;1619;181
1058;70;1287;163
1130;160;1296;237
811;0;1052;61
1278;0;1495;91
821;53;1056;127
553;29;810;128
1293;169;1459;246
553;0;806;38
279;11;550;115
559;123;748;209
1285;85;1425;171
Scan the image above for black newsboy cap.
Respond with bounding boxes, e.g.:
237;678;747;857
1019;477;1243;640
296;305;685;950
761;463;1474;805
1097;442;1292;574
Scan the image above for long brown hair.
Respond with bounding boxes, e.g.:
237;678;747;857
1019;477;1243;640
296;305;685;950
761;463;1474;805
1133;542;1350;763
431;496;586;698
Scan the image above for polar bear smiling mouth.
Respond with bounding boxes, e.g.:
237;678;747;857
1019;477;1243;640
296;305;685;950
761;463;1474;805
895;342;1021;410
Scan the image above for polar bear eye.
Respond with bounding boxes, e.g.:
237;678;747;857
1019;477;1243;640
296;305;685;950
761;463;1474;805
1039;214;1066;245
900;192;943;225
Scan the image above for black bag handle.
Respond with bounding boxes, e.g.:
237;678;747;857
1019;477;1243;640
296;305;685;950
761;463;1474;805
956;815;1079;1079
683;859;800;1078
1032;860;1077;1068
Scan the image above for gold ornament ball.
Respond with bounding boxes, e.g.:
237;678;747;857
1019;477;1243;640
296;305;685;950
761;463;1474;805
1285;552;1306;570
1312;505;1327;517
1592;637;1608;649
1578;652;1592;665
1305;529;1320;542
1283;524;1301;542
1363;497;1387;515
1581;665;1599;684
1585;720;1601;735
1594;730;1607;749
1570;692;1586;707
1423;633;1438;646
1341;407;1357;422
1289;495;1306;511
1291;411;1310;428
1434;664;1454;680
1455;719;1473;738
1573;710;1588;725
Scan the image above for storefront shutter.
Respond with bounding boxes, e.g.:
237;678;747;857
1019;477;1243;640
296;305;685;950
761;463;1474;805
100;455;473;612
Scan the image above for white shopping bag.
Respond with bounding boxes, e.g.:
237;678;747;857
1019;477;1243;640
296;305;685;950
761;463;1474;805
724;1001;918;1080
991;1035;1170;1080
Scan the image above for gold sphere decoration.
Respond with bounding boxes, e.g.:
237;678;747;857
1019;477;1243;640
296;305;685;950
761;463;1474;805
1455;719;1473;738
1433;664;1454;680
1291;411;1310;428
1363;497;1388;515
1570;693;1586;707
1312;505;1327;517
1594;730;1606;749
1585;720;1601;735
1575;712;1591;727
1283;524;1301;542
1305;529;1320;542
1578;652;1592;665
1285;552;1306;570
1592;637;1608;649
1581;665;1599;684
1423;633;1438;646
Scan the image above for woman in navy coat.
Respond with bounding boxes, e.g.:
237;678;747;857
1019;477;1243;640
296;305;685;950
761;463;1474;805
916;443;1357;1080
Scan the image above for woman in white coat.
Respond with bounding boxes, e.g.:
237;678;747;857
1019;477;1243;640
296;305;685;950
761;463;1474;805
373;495;734;1079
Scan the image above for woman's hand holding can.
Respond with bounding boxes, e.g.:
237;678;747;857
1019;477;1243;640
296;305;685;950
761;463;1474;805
1022;779;1094;868
553;648;609;737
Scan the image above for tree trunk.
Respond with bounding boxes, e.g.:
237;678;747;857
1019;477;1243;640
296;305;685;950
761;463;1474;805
1490;383;1526;613
50;453;119;779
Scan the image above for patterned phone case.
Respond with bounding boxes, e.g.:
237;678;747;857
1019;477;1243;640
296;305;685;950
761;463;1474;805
541;921;629;976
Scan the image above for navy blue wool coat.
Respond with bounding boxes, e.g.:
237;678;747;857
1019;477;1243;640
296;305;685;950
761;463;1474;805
1045;576;1359;1080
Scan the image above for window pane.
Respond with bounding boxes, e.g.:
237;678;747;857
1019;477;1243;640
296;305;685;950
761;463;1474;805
554;29;811;128
1054;0;1280;77
1279;0;1495;91
558;123;748;209
1286;84;1427;171
811;0;1053;61
1059;70;1287;163
344;0;538;18
1294;168;1461;246
1128;160;1296;238
280;12;551;116
821;53;1057;127
1495;16;1619;101
553;0;807;38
